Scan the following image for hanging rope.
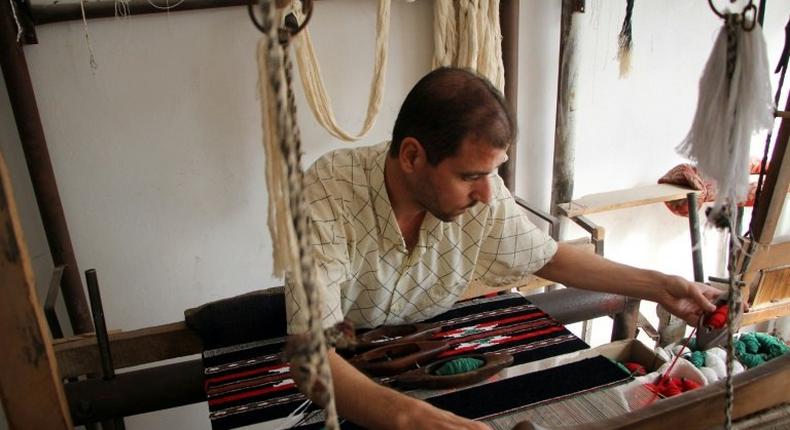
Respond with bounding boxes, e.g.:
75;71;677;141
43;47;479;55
433;0;505;92
256;1;338;428
291;0;391;142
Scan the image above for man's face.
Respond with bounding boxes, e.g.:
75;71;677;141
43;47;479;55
412;138;509;222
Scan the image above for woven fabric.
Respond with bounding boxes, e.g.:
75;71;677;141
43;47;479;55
204;294;596;429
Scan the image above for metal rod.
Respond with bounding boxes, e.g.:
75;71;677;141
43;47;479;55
85;269;115;380
0;0;93;335
498;0;519;193
686;193;705;283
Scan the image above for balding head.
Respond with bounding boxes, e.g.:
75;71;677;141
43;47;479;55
390;67;516;165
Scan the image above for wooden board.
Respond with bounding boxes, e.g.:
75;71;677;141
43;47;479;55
0;152;72;429
556;184;696;218
742;299;790;327
742;241;790;289
752;265;790;307
54;321;202;379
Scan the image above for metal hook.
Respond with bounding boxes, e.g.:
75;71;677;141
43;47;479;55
248;0;313;42
707;0;758;31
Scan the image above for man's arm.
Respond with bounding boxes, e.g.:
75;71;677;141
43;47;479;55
534;243;719;324
325;349;489;430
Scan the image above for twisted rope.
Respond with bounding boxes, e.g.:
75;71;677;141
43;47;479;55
257;1;337;428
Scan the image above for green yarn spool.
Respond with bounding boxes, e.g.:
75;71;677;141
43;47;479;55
686;350;705;368
734;332;790;368
434;357;485;376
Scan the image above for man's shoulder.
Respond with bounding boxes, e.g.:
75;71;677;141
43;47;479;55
308;141;388;181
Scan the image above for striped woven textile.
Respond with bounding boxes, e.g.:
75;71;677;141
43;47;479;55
203;294;623;429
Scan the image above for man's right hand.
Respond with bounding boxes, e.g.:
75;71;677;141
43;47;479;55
326;348;490;430
394;399;490;430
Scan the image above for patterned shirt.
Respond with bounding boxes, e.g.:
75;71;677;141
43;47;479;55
286;142;557;334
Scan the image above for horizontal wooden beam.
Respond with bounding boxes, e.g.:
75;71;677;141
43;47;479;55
31;0;249;25
54;321;202;379
557;184;697;218
742;299;790;327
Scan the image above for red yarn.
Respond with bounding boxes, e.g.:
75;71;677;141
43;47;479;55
704;304;729;329
646;377;701;398
624;362;646;376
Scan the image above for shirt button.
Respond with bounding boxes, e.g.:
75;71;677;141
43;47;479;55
391;301;403;313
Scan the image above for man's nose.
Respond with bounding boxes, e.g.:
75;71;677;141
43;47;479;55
471;177;492;204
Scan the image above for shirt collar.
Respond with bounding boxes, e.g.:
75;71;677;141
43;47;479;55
370;142;446;252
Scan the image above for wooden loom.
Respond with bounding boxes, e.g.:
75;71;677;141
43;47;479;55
2;1;790;430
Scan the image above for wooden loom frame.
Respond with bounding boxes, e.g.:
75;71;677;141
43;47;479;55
1;1;790;429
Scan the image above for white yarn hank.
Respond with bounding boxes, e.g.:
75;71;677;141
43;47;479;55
676;22;774;225
257;10;299;280
433;0;504;93
292;0;391;142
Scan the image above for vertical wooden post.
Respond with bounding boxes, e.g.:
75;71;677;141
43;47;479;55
498;0;519;193
0;152;72;429
0;0;93;335
550;0;585;240
750;92;790;244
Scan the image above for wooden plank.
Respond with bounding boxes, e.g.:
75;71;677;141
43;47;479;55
752;93;789;243
557;184;697;217
752;265;790;307
0;152;72;429
54;321;202;379
742;240;790;287
742;299;790;327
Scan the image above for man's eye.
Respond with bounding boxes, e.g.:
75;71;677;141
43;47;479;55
463;175;481;181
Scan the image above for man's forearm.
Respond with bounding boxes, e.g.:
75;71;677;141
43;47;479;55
326;349;417;430
534;243;674;303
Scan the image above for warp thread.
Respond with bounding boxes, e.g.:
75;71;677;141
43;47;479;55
80;0;98;70
8;0;24;42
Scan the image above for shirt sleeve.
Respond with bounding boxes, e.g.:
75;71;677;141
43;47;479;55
473;175;557;286
285;164;349;335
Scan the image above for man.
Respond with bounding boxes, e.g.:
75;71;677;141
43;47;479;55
285;67;719;429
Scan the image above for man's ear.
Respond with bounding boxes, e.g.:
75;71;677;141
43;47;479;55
399;137;425;173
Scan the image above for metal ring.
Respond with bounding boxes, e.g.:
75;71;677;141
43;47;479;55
741;3;757;31
248;0;313;39
707;0;757;31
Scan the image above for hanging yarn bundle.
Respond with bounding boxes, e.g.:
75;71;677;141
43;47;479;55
617;0;635;78
291;0;391;142
676;11;774;228
433;0;505;92
255;1;339;428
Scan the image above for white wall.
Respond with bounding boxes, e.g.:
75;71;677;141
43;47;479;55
2;1;789;429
